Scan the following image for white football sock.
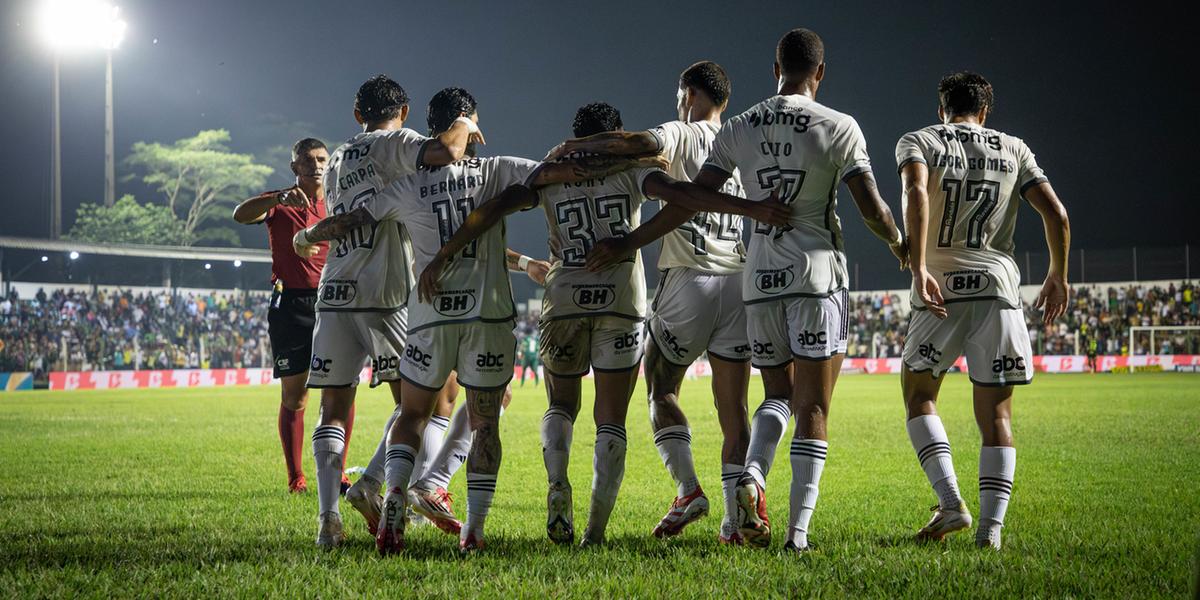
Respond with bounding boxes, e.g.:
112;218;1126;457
653;425;700;497
464;472;497;539
312;425;346;516
906;415;963;510
384;443;417;496
978;446;1015;543
541;406;574;486
586;424;627;538
721;463;743;526
415;403;472;490
416;414;450;479
743;398;790;488
787;438;827;549
362;406;402;488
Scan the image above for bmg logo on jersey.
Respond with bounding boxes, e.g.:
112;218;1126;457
754;266;795;295
992;354;1027;374
944;270;991;296
434;290;477;317
372;354;399;373
310;356;333;373
475;352;507;371
404;344;432;369
572;284;616;310
319;280;358;306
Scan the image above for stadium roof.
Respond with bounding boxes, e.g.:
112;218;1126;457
0;236;271;263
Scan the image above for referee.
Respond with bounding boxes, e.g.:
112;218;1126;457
234;137;353;493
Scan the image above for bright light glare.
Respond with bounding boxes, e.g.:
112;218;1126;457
68;251;79;260
40;255;49;262
233;259;242;268
204;263;212;270
39;0;127;51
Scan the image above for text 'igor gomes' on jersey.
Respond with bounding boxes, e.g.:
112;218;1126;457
649;120;746;275
895;123;1049;309
316;128;430;312
538;163;663;321
704;94;871;304
364;155;542;332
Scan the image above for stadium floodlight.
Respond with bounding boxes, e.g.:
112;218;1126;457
38;0;127;51
38;0;127;237
40;255;49;262
233;259;242;268
204;263;212;270
68;251;80;260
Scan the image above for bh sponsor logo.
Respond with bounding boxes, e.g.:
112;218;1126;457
944;270;991;296
475;352;506;371
917;343;942;363
754;266;795;295
796;330;827;347
372;354;400;373
434;290;477;317
311;356;333;373
404;344;432;369
572;284;616;310
320;280;358;306
992;355;1027;374
658;327;688;358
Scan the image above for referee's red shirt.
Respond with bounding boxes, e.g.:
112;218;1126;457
263;197;327;290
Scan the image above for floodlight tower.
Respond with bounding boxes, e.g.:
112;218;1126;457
38;0;127;238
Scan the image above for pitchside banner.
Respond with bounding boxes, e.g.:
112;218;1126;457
47;355;1200;390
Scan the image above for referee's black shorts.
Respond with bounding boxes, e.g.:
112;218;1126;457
268;288;317;378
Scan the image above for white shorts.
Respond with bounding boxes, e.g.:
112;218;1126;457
903;300;1033;386
307;309;408;388
539;316;643;377
746;290;849;368
399;321;517;391
648;268;750;366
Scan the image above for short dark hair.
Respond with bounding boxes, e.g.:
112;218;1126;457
572;102;623;138
679;61;731;107
776;28;824;77
291;138;326;160
427;87;478;136
354;74;409;124
938;72;994;117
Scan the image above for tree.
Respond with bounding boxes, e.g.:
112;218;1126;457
68;195;191;246
126;130;273;246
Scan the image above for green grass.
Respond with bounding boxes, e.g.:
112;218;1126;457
1;373;1198;598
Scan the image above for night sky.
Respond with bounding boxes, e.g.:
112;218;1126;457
1;0;1195;291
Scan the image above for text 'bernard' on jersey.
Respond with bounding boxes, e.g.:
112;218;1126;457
316;128;432;312
895;122;1049;310
539;161;663;322
648;120;747;275
364;155;542;332
703;94;871;304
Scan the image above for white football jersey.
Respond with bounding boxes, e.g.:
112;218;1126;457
538;163;661;321
895;122;1049;309
648;120;746;275
317;128;430;312
704;94;871;304
365;156;542;332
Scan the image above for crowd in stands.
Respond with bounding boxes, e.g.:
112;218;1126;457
1;282;1196;381
0;288;269;380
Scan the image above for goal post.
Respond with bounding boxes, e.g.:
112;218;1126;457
1128;326;1200;355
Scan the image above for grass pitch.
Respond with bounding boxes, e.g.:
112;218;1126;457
1;373;1197;598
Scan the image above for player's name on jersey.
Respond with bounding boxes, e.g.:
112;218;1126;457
419;158;489;198
561;175;610;189
336;162;377;192
928;152;1016;174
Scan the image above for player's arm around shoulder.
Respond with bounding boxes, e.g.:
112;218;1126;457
292;207;377;257
542;127;663;162
528;153;669;189
420;116;486;167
